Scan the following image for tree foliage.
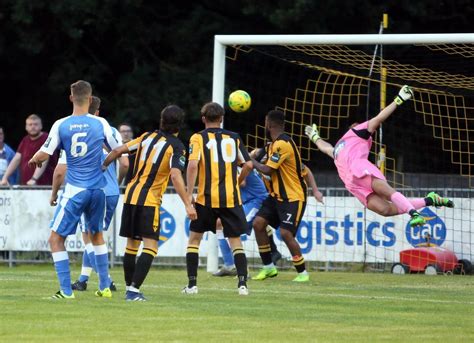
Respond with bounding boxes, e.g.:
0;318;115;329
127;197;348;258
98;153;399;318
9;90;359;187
0;0;472;146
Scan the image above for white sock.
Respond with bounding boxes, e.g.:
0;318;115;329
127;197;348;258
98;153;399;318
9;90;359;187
129;286;140;293
264;263;275;269
81;267;93;277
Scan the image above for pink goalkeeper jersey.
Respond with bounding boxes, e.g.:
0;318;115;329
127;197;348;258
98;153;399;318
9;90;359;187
334;121;384;182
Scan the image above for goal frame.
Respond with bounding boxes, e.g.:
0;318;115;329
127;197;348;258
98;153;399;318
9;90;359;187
207;33;474;272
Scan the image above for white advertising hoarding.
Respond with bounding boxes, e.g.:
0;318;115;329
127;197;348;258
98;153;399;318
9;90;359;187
0;190;472;262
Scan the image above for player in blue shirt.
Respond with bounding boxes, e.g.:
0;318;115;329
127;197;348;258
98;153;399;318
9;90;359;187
51;96;128;292
29;80;121;299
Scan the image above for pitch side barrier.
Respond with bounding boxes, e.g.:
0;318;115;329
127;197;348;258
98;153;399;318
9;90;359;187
0;186;472;268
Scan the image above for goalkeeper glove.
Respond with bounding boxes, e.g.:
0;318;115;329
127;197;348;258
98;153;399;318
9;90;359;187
305;124;320;143
394;85;414;105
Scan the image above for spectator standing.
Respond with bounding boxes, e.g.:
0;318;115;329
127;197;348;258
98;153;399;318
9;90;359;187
1;114;57;185
119;123;135;185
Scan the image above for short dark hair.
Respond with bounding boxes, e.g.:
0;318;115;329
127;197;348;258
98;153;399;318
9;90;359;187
160;105;184;134
201;102;224;122
89;96;101;114
266;109;285;128
70;80;92;105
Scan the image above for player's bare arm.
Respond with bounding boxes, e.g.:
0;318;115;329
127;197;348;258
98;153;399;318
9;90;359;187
28;150;50;168
304;124;335;159
303;165;324;204
251;158;274;176
50;163;67;206
27;157;50;185
249;147;265;160
103;144;129;170
367;85;414;133
170;168;197;220
186;159;199;200
238;160;253;185
117;155;129;184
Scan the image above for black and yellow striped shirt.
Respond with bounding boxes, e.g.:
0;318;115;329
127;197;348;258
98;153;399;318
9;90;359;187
265;133;307;202
124;130;186;206
188;128;250;208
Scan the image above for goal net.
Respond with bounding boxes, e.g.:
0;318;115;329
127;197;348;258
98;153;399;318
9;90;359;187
211;34;474;273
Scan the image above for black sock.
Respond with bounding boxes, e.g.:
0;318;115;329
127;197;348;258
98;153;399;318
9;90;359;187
268;234;278;254
131;247;157;290
233;248;247;287
258;244;273;265
123;248;138;287
409;209;419;217
424;197;433;206
186;245;199;287
292;255;306;273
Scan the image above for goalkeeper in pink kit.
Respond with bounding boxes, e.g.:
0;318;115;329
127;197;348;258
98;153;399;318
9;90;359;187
305;85;453;227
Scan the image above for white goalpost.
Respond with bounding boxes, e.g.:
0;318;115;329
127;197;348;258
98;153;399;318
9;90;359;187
208;33;474;272
213;33;474;105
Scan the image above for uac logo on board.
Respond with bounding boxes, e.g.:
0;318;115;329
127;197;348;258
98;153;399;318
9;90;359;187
405;208;447;247
158;207;176;247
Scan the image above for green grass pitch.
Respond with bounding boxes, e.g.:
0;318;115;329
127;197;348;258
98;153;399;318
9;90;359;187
1;265;473;342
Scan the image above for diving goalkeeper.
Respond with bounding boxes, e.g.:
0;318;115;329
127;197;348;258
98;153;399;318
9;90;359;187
305;85;453;227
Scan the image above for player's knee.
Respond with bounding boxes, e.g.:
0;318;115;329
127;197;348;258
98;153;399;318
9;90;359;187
142;238;158;250
227;236;242;250
48;234;62;250
377;205;392;217
253;216;266;232
188;231;203;246
368;198;392;217
90;233;105;245
279;229;294;242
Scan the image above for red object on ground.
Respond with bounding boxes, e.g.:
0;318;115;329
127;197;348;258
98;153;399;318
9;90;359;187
399;245;458;273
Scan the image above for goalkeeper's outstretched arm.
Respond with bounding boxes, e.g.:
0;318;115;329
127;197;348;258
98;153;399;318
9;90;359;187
367;85;414;133
304;124;335;159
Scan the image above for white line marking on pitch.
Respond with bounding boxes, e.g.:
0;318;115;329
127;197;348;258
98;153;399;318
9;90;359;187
2;276;473;305
144;284;474;305
0;276;474;305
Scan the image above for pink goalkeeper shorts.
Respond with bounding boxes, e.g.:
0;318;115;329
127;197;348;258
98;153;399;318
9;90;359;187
343;159;386;207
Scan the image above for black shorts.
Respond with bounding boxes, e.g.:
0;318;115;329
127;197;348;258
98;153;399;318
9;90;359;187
190;203;247;238
120;203;160;240
256;196;306;236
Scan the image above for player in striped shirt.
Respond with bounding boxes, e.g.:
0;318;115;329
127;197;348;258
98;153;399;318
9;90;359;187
103;104;196;301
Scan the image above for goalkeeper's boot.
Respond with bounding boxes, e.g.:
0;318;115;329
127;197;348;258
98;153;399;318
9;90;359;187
125;290;147;301
426;192;454;208
409;211;425;227
251;266;278;281
50;290;75;300
181;286;198;295
95;287;112;298
292;273;310;282
71;280;87;291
